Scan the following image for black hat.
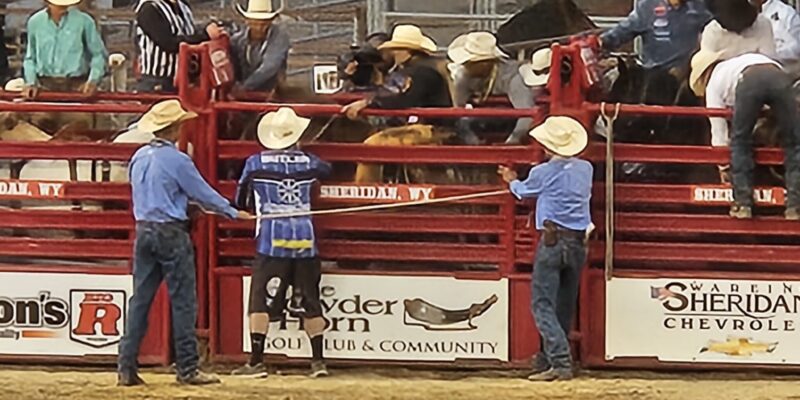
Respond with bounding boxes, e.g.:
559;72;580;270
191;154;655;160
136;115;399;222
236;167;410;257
705;0;758;33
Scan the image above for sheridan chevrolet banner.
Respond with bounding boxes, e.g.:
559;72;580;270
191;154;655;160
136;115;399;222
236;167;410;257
243;275;509;361
607;277;800;364
0;273;132;356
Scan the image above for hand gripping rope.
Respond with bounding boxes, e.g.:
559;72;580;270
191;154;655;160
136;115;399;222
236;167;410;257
600;102;621;282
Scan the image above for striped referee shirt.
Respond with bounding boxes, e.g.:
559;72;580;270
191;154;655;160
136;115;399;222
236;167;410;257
135;0;208;79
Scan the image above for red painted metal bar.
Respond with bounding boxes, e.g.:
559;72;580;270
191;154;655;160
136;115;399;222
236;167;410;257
586;102;732;118
217;238;506;263
0;264;129;275
603;213;800;236
0;210;132;229
0;238;132;258
213;101;545;119
588;241;800;265
584;143;785;165
0;142;140;160
217;141;539;164
0;92;171;103
0;182;129;200
0;101;150;113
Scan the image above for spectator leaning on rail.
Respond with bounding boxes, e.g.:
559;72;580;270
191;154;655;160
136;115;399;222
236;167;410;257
691;49;800;221
117;100;252;386
446;31;538;145
229;0;290;96
22;0;107;99
498;116;593;382
599;0;711;77
134;0;224;93
232;107;332;379
338;32;400;93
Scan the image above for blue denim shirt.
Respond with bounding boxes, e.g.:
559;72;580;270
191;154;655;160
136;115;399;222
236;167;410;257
235;149;331;258
129;139;238;222
601;0;711;70
509;157;593;231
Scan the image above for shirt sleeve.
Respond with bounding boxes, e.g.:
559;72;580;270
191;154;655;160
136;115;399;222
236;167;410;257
509;163;548;199
704;73;728;147
758;18;779;59
136;3;210;54
241;27;291;90
174;154;239;219
234;157;254;211
600;2;647;50
450;65;472;107
371;66;443;109
782;10;800;61
83;15;108;83
507;74;537;139
23;18;37;85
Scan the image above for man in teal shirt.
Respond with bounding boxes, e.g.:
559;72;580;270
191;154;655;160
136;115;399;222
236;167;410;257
22;0;107;99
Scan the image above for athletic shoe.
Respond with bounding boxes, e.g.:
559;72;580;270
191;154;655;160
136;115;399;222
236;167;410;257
231;363;268;378
527;367;573;382
309;361;329;378
117;372;146;387
729;204;752;219
177;371;221;385
786;207;800;221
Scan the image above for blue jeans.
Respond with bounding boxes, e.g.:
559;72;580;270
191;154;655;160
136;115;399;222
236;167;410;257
118;222;198;379
531;234;586;371
135;75;176;93
731;65;800;208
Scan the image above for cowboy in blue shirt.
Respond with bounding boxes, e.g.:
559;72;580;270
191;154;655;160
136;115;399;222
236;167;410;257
601;0;712;73
499;116;593;382
117;100;250;387
233;107;332;379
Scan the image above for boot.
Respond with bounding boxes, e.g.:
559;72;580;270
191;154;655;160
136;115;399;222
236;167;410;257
527;367;574;382
117;372;146;387
177;371;221;385
231;363;268;378
309;361;329;378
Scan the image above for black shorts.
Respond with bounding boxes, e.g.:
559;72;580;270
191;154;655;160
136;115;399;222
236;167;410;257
248;255;323;319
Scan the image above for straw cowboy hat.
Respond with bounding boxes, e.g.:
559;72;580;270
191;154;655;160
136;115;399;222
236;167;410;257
529;116;588;157
46;0;81;6
257;107;310;150
519;48;553;87
689;49;725;97
4;78;24;92
378;25;437;54
447;32;507;65
236;0;281;20
137;100;198;133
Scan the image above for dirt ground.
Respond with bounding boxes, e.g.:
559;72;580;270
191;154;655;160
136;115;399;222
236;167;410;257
1;368;800;400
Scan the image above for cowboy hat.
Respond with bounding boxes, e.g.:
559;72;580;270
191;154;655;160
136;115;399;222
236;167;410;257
257;107;310;150
529;116;588;157
46;0;81;6
519;47;553;87
447;32;506;65
689;49;725;97
137;100;198;133
4;78;24;92
378;25;437;54
236;0;281;20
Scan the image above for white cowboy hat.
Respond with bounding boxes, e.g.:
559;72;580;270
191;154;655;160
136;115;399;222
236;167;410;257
4;78;24;92
257;107;310;150
46;0;81;6
689;49;725;97
137;100;198;133
236;0;281;20
519;48;553;87
378;25;437;54
447;32;506;65
529;116;588;157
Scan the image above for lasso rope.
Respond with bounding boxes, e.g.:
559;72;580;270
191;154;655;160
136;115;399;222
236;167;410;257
600;102;621;282
240;188;510;220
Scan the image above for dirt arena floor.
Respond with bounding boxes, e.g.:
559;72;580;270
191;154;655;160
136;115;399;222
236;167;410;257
1;367;800;400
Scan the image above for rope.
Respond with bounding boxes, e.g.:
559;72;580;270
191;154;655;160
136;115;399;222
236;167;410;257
600;102;620;282
240;189;510;220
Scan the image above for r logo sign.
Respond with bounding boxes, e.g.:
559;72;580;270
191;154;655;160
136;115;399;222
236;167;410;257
69;290;126;348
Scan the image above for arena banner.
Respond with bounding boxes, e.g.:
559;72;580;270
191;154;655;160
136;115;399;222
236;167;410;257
0;179;65;200
690;186;785;206
606;277;800;364
319;184;435;203
0;272;132;356
242;275;509;361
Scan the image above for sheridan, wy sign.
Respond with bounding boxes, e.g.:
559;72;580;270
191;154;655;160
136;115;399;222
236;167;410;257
0;180;65;199
691;186;785;206
319;184;435;203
